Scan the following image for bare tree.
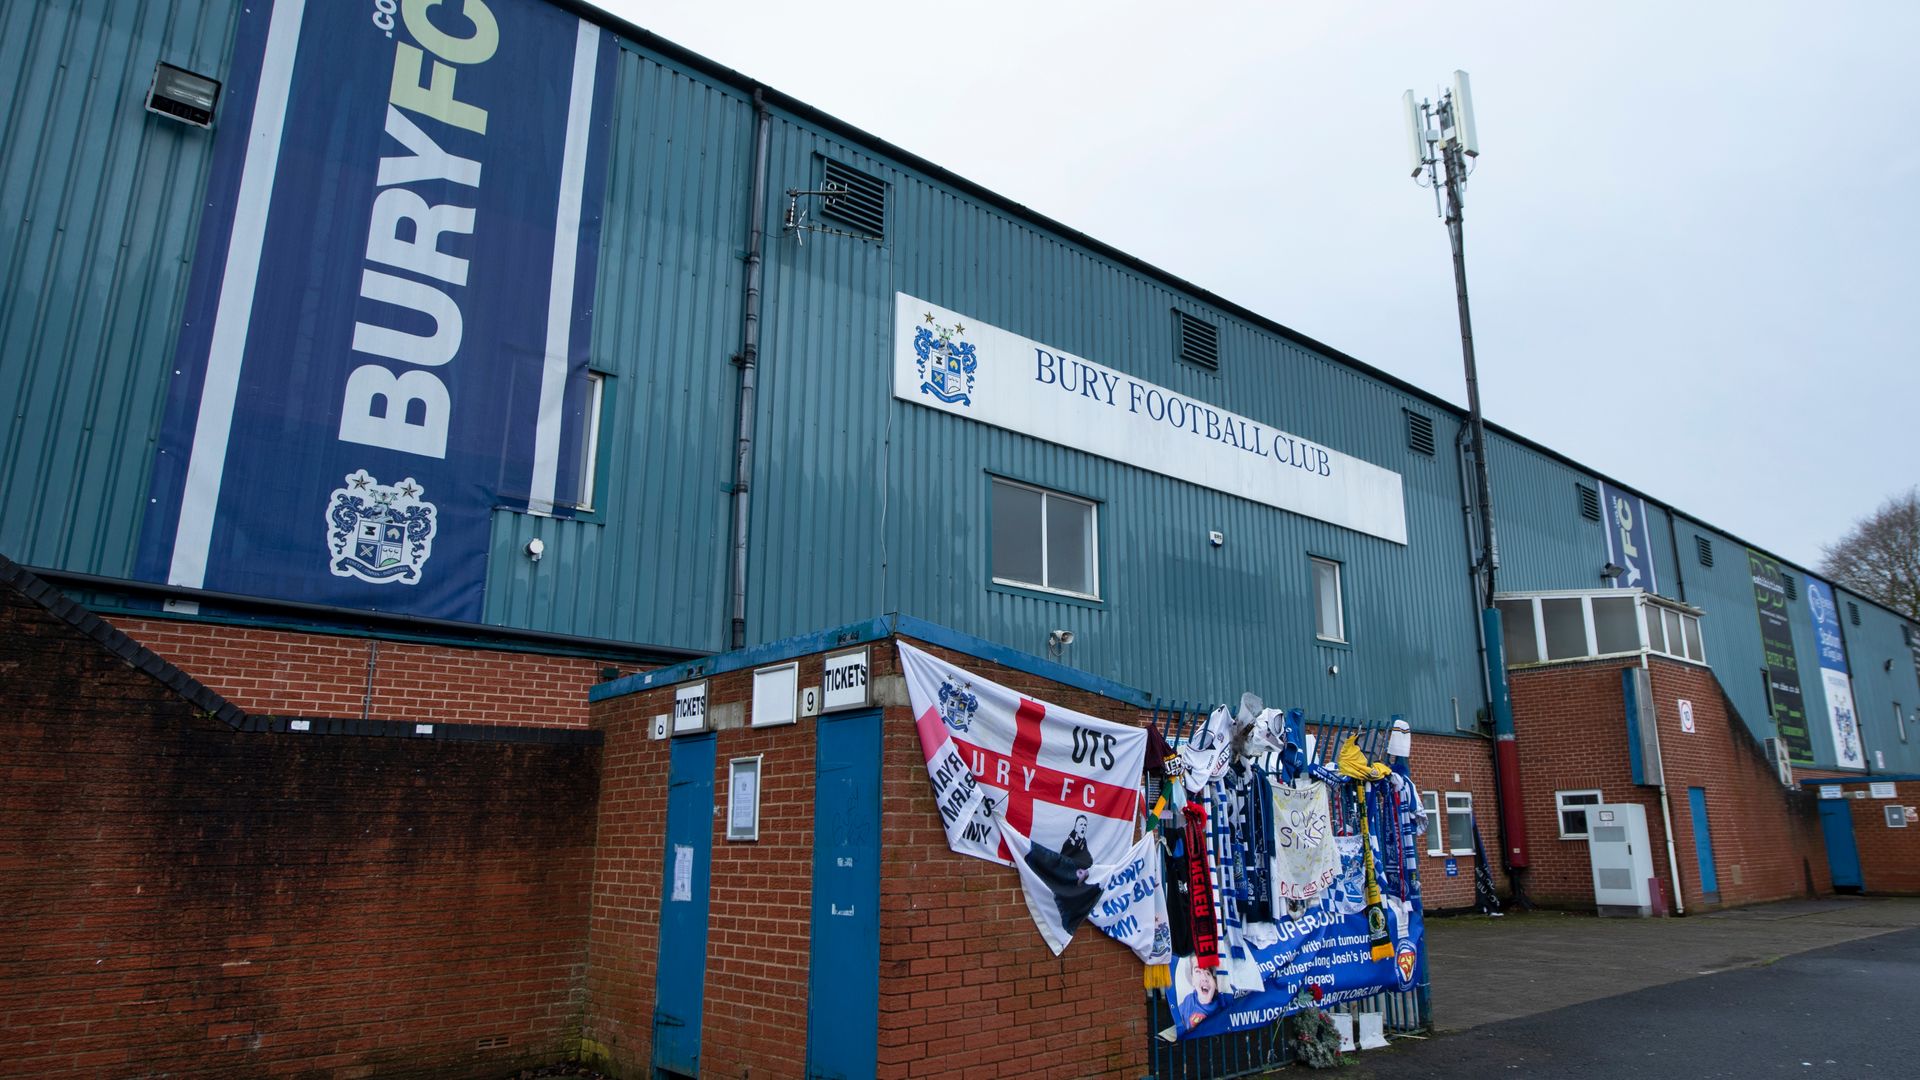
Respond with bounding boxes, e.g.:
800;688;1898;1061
1819;488;1920;622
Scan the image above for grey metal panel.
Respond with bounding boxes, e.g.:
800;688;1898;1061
1480;438;1606;593
0;0;238;576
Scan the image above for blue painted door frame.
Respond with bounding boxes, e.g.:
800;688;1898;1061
806;708;882;1080
655;734;715;1078
1819;797;1863;890
1687;786;1718;896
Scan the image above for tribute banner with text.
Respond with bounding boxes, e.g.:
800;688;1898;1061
891;294;1408;545
1806;578;1866;769
136;0;617;621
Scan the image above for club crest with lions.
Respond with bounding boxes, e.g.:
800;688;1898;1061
326;470;437;584
914;312;978;406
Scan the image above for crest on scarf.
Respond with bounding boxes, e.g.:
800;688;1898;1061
937;675;980;732
914;313;978;406
325;470;437;584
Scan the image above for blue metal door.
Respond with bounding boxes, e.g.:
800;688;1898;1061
806;709;881;1080
1820;797;1863;890
1687;787;1718;896
655;734;715;1077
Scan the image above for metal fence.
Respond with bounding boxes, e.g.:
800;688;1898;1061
1142;703;1431;1079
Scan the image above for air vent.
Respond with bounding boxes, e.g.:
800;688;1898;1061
1782;574;1797;601
1405;410;1435;456
474;1034;509;1050
1848;601;1861;627
1695;536;1713;568
818;159;886;239
1174;310;1219;371
1577;483;1600;522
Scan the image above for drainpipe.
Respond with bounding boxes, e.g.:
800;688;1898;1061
1664;506;1688;604
1643;648;1688;915
727;90;772;651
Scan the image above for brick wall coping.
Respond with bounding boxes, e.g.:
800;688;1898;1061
1;553;599;748
590;612;1155;708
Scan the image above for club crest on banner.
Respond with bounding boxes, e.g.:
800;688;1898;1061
1395;942;1418;988
325;470;437;584
938;675;980;733
914;313;978;406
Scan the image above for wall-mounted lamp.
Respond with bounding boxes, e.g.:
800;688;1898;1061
525;538;545;562
147;62;221;129
1886;658;1896;672
1601;562;1625;581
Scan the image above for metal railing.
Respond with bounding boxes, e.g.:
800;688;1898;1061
1142;703;1431;1079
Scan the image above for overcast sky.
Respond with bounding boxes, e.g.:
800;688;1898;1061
595;1;1917;569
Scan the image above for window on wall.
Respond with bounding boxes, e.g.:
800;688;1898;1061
1423;790;1443;855
990;477;1099;599
1898;703;1908;744
1311;557;1345;642
1556;790;1604;839
1445;793;1474;855
571;371;607;512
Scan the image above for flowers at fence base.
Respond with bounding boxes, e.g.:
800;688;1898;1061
1290;989;1346;1069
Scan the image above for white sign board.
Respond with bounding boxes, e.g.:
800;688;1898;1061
892;293;1408;545
728;756;762;841
1869;781;1898;799
1819;786;1844;800
671;844;693;901
1677;698;1695;734
752;663;798;727
673;681;708;735
822;647;871;712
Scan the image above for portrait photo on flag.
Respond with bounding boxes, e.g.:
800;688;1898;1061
899;641;1147;870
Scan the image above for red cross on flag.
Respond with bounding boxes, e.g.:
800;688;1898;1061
899;641;1146;868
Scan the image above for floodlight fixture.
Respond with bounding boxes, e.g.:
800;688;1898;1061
147;61;221;129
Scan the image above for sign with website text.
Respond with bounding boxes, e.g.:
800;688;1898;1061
137;0;617;621
891;294;1408;544
1805;578;1866;769
1749;551;1811;764
1598;481;1658;594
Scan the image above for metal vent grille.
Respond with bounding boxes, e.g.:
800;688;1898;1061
1695;536;1713;568
1174;310;1220;371
1577;483;1600;522
1782;574;1797;601
1848;601;1861;626
818;159;886;239
1597;867;1632;890
1405;411;1435;456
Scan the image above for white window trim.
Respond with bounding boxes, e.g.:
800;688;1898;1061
1422;790;1444;856
574;371;606;513
1555;789;1604;840
1311;556;1346;643
1897;703;1907;744
1445;792;1475;856
989;477;1101;601
1496;590;1708;668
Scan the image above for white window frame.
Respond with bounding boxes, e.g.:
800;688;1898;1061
574;371;606;512
1445;792;1475;856
989;477;1100;601
1422;790;1443;856
1495;590;1707;667
1897;703;1908;744
1311;556;1346;643
1555;789;1604;840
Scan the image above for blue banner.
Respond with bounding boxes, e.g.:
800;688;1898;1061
137;0;617;621
1806;578;1866;768
1598;480;1659;594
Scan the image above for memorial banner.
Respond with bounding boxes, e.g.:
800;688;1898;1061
1749;551;1811;763
1806;578;1866;768
137;0;617;621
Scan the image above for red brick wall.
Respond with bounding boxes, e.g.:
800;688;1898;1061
1405;734;1510;910
1508;656;1830;911
1;588;601;1077
1843;781;1920;894
112;616;629;728
582;637;1147;1080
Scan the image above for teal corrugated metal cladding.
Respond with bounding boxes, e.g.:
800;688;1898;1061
3;3;1914;761
0;0;237;576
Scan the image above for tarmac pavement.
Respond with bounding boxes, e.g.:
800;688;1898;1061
1419;896;1920;1031
1348;924;1920;1078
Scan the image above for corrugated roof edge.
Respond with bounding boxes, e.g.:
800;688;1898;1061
562;2;1916;630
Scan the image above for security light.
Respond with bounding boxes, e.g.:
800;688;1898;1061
1601;562;1625;580
147;62;221;129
